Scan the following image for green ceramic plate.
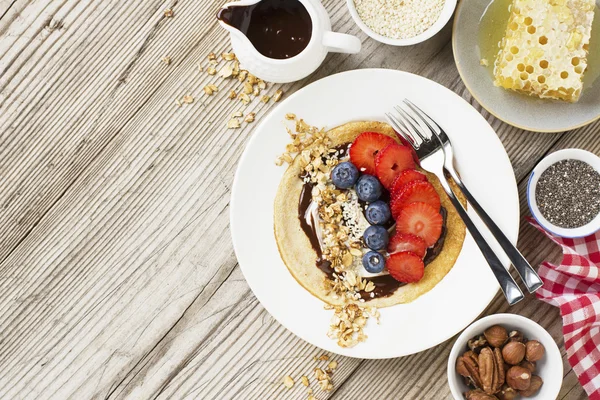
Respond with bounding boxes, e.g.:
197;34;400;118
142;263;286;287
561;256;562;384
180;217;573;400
452;0;600;132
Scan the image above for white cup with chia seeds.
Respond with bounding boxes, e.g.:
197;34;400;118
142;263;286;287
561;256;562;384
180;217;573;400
527;149;600;238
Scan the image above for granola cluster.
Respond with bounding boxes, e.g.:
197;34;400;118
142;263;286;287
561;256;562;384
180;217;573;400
277;117;381;348
325;303;380;348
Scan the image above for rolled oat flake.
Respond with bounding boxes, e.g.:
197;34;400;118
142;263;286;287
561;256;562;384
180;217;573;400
535;159;600;228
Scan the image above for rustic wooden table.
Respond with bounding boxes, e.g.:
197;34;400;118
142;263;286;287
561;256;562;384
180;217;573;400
0;0;596;399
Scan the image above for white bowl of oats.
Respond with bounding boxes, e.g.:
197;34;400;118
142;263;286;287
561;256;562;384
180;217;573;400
347;0;457;46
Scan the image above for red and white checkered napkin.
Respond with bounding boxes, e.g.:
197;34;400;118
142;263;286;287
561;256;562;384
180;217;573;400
528;217;600;400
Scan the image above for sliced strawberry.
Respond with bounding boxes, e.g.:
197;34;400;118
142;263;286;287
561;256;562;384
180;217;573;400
349;132;396;175
387;233;427;258
386;251;425;283
390;181;441;220
391;169;427;196
395;202;443;247
374;144;415;189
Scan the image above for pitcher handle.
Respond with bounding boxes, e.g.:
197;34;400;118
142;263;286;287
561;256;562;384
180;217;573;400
322;31;361;54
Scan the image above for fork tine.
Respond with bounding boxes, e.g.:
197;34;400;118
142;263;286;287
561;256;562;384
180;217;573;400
403;99;441;135
395;105;430;142
391;108;422;145
385;112;416;146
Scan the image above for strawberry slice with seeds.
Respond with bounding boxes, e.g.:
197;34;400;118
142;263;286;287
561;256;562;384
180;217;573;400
390;181;441;220
395;202;443;247
391;169;427;196
386;251;425;283
374;144;415;189
349;132;396;175
387;233;427;258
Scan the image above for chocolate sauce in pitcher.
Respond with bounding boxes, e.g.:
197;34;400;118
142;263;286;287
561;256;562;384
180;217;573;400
217;0;312;60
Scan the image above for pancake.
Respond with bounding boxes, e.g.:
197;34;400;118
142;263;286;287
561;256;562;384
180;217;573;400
274;121;466;307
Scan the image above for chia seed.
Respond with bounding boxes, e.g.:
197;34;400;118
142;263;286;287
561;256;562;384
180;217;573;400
535;159;600;228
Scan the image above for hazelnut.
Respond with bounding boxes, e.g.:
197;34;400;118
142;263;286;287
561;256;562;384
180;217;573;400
484;325;508;348
496;384;518;400
506;366;531;391
502;341;526;365
519;360;536;373
508;330;524;343
519;375;543;397
525;340;545;362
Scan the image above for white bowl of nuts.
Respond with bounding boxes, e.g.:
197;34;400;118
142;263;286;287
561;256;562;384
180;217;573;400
447;314;563;400
346;0;457;46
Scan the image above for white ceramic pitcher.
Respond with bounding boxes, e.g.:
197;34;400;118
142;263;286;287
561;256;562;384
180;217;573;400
218;0;362;83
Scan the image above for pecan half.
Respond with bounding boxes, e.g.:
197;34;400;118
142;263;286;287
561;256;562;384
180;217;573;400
494;347;506;392
461;352;483;389
465;389;498;400
465;350;480;365
457;357;470;377
479;347;496;394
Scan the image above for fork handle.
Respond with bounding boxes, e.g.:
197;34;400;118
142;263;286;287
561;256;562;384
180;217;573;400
446;169;543;293
443;184;524;305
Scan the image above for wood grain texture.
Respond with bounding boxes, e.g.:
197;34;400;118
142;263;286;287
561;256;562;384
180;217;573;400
0;0;593;399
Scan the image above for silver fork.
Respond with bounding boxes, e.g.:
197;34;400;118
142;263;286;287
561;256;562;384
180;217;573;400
386;105;525;305
403;99;543;294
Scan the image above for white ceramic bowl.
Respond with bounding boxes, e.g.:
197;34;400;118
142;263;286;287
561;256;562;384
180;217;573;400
346;0;457;46
447;314;563;400
527;149;600;238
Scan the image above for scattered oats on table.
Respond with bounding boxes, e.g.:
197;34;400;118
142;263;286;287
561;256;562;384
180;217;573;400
161;56;171;65
283;375;295;388
238;92;251;104
182;94;194;104
227;118;241;129
244;112;256;123
163;8;174;17
218;63;234;78
203;84;218;95
354;0;445;39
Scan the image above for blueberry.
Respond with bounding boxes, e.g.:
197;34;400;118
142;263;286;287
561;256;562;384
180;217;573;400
355;175;382;202
363;225;389;250
362;251;385;273
330;162;359;189
365;201;391;225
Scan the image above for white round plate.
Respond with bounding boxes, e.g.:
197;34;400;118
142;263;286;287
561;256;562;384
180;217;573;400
453;0;600;133
230;69;519;358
